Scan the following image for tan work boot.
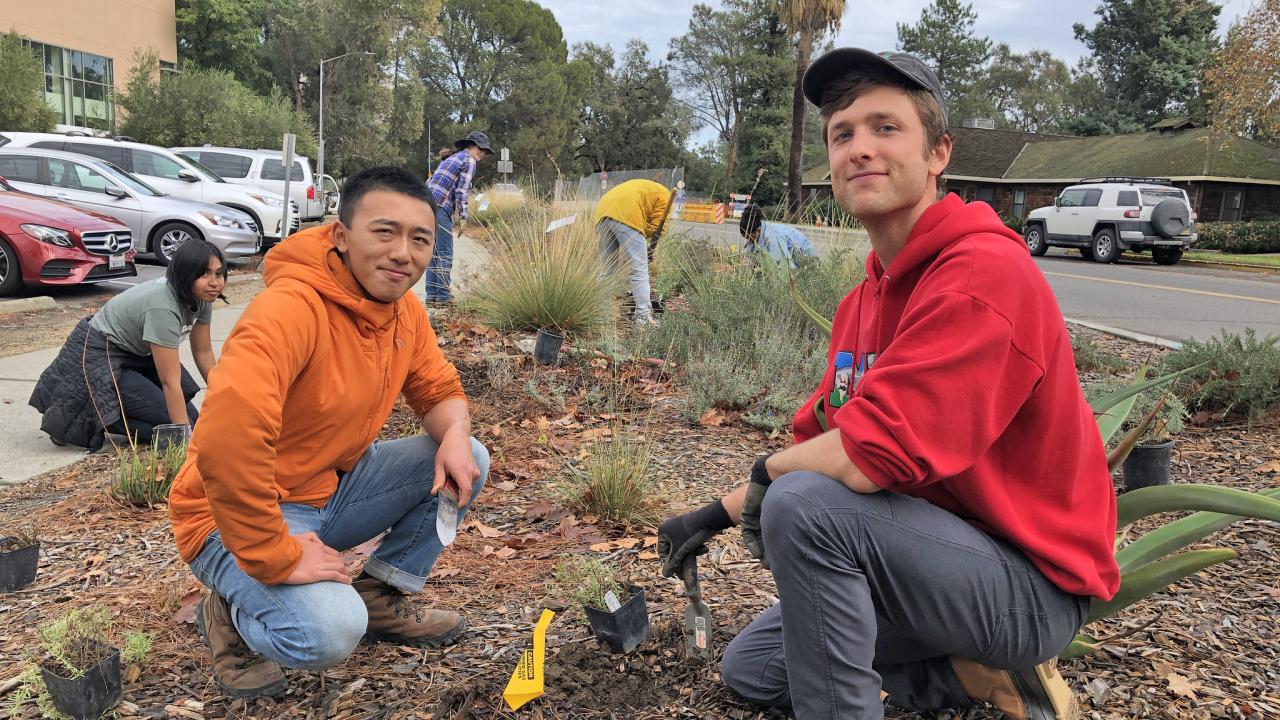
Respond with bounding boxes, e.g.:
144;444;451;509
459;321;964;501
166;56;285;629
354;576;467;648
195;592;287;699
949;656;1080;720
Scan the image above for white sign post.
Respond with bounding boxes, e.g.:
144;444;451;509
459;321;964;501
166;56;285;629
496;147;513;179
281;133;296;236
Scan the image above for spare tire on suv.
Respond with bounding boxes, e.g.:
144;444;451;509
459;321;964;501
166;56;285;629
1150;199;1191;238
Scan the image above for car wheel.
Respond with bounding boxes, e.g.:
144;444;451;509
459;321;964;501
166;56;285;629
1090;228;1120;263
151;222;201;266
1152;247;1183;266
0;237;23;296
1023;224;1048;256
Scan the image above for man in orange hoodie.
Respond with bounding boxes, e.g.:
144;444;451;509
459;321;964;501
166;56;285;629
168;166;489;699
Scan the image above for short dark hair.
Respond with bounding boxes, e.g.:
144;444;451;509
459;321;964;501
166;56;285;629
739;204;765;237
338;166;437;226
820;70;949;157
167;239;227;309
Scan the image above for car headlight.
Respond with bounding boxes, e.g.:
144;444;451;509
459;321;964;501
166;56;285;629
21;224;72;247
198;211;247;230
248;194;284;209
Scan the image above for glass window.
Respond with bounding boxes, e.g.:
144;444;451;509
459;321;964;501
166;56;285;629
262;158;305;181
179;155;226;182
1117;190;1139;206
321;175;338;193
83;53;107;84
1012;189;1026;218
1082;189;1103;207
65;142;126;167
1059;189;1088;207
1139;188;1183;206
185;151;251;178
71;50;84;80
31;140;65;151
130;150;185;180
0;155;42;184
47;158;111;193
97;161;161;196
976;186;994;203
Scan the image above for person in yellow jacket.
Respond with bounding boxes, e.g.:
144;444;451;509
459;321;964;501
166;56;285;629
168;167;489;699
593;178;671;325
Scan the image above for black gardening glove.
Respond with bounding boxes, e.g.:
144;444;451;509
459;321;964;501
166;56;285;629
740;455;773;569
657;499;734;578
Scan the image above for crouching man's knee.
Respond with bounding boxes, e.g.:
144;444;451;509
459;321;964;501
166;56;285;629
272;585;368;670
720;624;791;708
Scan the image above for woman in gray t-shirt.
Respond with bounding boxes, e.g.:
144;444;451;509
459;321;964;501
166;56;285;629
30;240;228;448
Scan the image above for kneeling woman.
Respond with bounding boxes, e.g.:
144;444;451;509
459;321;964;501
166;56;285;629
31;240;227;449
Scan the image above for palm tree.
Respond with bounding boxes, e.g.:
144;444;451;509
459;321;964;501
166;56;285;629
778;0;846;219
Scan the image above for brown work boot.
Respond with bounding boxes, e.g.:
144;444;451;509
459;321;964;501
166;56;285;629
949;656;1080;720
195;592;287;699
354;576;467;648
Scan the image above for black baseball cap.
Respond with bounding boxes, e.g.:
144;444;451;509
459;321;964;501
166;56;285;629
802;48;948;125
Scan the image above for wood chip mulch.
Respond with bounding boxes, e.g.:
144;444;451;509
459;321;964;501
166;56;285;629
1;316;1277;719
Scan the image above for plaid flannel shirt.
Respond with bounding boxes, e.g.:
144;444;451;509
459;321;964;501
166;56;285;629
426;151;476;219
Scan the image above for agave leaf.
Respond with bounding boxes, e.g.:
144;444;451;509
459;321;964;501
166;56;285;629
1087;548;1238;624
789;274;833;337
1096;367;1148;444
1106;396;1165;471
1116;487;1280;573
1088;361;1207;418
1116;484;1280;528
1058;633;1102;658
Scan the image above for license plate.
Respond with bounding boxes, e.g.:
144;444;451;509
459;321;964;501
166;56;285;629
109;254;125;270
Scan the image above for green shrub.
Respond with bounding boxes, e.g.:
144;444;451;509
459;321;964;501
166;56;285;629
643;241;858;423
550;556;622;610
471;186;542;228
1072;335;1127;375
559;425;657;523
998;212;1026;234
461;208;627;335
1195;220;1280;254
1085;376;1188;443
1158;329;1280;421
111;439;186;507
0;32;59;133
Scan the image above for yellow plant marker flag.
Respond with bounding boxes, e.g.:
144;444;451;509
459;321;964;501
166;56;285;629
503;609;555;711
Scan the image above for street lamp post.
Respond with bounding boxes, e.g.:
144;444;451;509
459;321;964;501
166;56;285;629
317;51;374;195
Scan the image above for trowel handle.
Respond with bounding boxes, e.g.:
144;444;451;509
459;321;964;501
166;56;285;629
680;554;701;598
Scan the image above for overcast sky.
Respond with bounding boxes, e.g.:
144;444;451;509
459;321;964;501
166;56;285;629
546;0;1255;66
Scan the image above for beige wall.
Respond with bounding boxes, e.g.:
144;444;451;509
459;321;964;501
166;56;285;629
0;0;177;90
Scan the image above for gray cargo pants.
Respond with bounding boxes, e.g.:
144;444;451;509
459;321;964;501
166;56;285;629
721;472;1090;719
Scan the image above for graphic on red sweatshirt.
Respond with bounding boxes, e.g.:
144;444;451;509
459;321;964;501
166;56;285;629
792;194;1120;601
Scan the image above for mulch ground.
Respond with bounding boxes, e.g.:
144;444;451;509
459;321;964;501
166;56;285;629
1;314;1277;720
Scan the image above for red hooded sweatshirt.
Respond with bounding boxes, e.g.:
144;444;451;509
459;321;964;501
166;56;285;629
793;194;1120;600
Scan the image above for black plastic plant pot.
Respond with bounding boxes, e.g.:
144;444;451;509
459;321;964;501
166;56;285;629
584;585;650;654
534;328;564;365
40;644;122;720
0;537;39;592
1123;440;1175;491
651;297;666;314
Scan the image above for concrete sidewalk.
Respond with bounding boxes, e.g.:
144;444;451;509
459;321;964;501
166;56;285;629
0;233;490;487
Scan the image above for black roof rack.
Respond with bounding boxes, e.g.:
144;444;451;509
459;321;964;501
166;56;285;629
113;135;138;143
1078;176;1172;186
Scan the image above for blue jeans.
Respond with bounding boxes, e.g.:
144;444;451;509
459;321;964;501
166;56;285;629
187;435;489;669
424;207;454;301
597;218;653;321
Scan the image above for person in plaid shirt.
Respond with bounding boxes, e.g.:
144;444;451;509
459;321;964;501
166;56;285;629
424;131;493;303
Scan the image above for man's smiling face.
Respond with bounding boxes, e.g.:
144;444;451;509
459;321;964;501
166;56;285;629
827;84;950;223
333;189;435;302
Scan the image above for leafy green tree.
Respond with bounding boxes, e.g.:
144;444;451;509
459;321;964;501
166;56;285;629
976;45;1077;133
1205;0;1280;142
732;5;794;207
175;0;273;92
1072;0;1220;133
0;32;59;133
777;0;845;218
896;0;993;122
120;52;316;156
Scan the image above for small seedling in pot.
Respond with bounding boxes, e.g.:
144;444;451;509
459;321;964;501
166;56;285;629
8;606;151;720
550;556;650;654
111;438;187;507
0;525;40;593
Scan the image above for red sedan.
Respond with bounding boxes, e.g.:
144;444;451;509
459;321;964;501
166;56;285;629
0;176;136;296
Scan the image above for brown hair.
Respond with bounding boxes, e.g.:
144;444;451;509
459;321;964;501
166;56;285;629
819;69;949;157
436;147;454;161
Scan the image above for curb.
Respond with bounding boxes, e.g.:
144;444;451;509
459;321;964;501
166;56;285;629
226;273;262;286
0;296;56;316
1065;318;1183;350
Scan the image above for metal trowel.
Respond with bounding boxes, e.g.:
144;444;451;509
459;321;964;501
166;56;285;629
681;554;713;658
436;479;461;546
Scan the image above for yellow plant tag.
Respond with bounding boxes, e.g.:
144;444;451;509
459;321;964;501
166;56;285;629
503;609;555;711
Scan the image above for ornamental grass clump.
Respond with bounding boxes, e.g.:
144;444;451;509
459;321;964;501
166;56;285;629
471;184;542;228
559;425;657;524
462;209;627;336
111;439;186;507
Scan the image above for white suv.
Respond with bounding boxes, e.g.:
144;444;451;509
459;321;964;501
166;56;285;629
0;132;298;244
171;146;326;222
1023;177;1196;265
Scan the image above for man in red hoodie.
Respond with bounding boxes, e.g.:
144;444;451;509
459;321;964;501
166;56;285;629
657;49;1118;720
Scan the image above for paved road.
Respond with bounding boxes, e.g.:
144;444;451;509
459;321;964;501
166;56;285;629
671;219;1280;344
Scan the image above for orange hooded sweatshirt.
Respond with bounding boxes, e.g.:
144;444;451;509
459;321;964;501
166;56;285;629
168;224;466;585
